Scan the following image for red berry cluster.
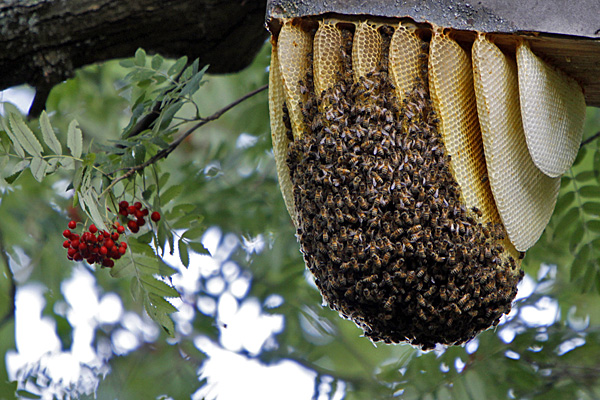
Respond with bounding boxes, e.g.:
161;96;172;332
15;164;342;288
63;221;127;268
118;201;161;233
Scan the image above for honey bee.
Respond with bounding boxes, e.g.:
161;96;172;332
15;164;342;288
382;252;391;265
463;300;474;312
372;254;382;270
344;286;355;298
417;308;427;321
384;296;395;310
406;270;416;284
345;213;357;224
335;208;344;223
322;231;329;243
391;227;404;240
416;242;426;258
458;294;470;307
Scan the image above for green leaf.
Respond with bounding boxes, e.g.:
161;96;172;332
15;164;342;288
160;184;184;204
67;120;83;158
60;156;75;170
8;113;43;157
571;245;590;281
3;119;25;157
569;227;585;253
144;297;175;336
586;220;600;233
135;48;147;67
183;224;206;241
82;191;108;231
178;239;189;268
582;202;600;216
110;259;135;278
575;171;595;182
578;185;600;198
130;275;141;301
554;191;575;215
188;241;210;255
39;111;62;154
5;159;30;183
15;389;42;399
168;56;188;77
148;293;178;314
30;156;48;182
151;54;164;70
139;273;179;298
553;207;579;237
581;262;597;293
119;59;136;68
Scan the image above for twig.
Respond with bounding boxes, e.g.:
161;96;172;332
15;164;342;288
102;84;268;196
580;131;600;148
0;230;16;329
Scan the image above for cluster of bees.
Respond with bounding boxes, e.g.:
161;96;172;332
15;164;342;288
284;25;523;349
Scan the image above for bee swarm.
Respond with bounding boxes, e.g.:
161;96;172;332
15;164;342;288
277;21;525;349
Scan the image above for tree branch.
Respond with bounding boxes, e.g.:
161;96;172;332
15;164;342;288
102;84;268;196
0;0;267;94
581;131;600;148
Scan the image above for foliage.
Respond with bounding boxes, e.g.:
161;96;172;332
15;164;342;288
0;42;599;400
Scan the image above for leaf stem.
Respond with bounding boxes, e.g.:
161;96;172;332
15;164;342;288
101;84;268;197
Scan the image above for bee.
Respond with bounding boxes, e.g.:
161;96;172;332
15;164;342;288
450;264;461;276
345;213;357;224
401;238;414;253
335;208;344;223
473;284;481;298
439;288;448;301
391;227;404;240
344;286;355;298
451;303;462;315
320;206;328;220
448;250;456;265
363;274;378;284
384;296;396;310
416;242;426;258
372;254;382;270
408;224;422;235
484;281;495;293
458;294;470;307
446;317;454;327
463;300;474;312
322;231;329;243
339;226;348;242
417;294;427;308
356;246;366;261
406;270;416;284
382;252;391;265
357;196;369;209
417;308;427;321
424;286;436;298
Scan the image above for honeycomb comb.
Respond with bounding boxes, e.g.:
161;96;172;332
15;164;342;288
472;35;560;251
516;42;586;178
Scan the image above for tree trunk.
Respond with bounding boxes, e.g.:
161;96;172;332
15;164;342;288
0;0;268;93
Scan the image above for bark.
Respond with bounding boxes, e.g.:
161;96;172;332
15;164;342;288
0;0;268;93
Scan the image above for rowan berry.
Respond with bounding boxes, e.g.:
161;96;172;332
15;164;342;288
135;209;144;219
119;246;127;255
151;211;161;222
63;240;71;248
105;239;115;249
111;232;120;241
117;225;125;234
142;209;149;216
68;221;77;229
89;224;98;234
136;218;146;227
127;206;136;215
63;230;72;239
134;202;142;210
100;246;108;256
119;201;129;209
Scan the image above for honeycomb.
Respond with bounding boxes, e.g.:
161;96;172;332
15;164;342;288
517;42;586;178
389;22;427;103
268;17;582;349
314;21;343;97
428;29;500;227
352;21;382;79
277;22;313;139
472;35;560;251
269;40;298;226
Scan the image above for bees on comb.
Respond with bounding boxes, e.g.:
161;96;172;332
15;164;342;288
269;16;584;349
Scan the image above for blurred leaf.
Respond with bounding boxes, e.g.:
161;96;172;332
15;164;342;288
29;156;48;182
39;111;62;154
139;273;179;298
67;120;83;158
8;113;43;157
178;239;189;268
